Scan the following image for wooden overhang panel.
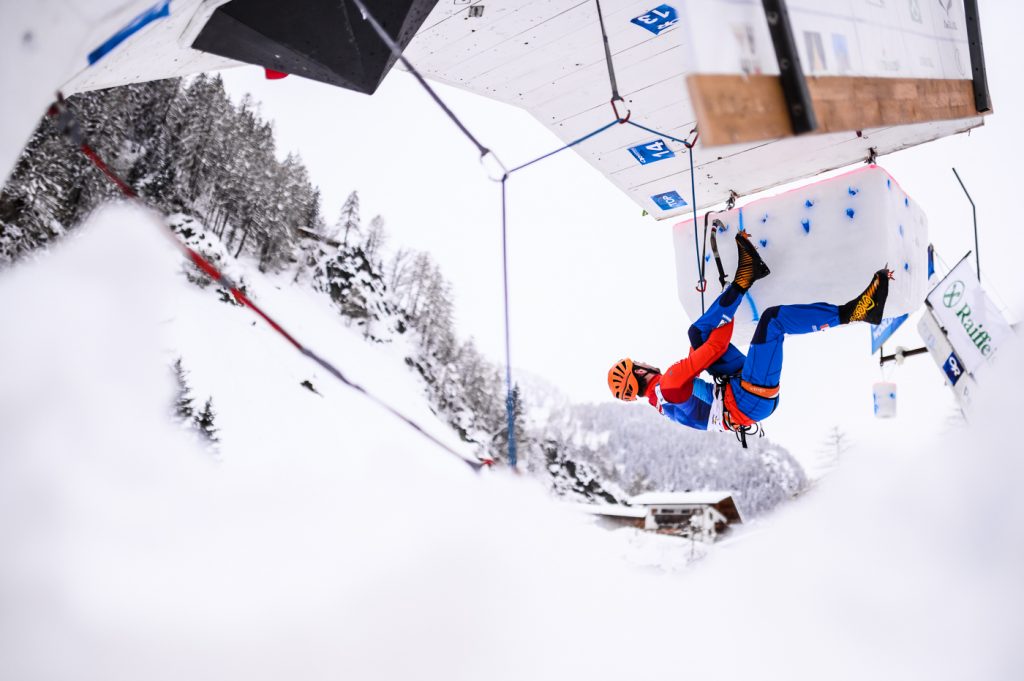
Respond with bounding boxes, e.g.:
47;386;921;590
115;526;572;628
405;1;984;217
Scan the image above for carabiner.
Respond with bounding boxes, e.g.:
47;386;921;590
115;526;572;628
610;96;631;124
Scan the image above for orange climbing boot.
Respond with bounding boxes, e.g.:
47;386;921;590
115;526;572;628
839;268;893;325
733;231;771;291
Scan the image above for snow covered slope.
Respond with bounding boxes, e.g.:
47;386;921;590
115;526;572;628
1;202;1022;680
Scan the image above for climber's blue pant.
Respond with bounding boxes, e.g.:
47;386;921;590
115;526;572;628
688;284;748;377
729;302;841;421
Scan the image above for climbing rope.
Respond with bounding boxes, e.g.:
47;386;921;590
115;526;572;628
499;178;517;467
506;120;620;176
354;0;723;466
48;96;486;473
349;0;492;161
348;0;521;467
684;131;704;311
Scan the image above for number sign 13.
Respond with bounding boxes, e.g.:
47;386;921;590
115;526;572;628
631;5;679;35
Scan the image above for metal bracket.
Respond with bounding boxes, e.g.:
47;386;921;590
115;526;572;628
761;0;818;135
879;345;929;367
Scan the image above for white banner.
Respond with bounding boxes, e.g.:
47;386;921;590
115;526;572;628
925;256;1011;373
917;306;975;411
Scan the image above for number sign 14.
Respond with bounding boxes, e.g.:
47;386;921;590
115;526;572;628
629;139;675;165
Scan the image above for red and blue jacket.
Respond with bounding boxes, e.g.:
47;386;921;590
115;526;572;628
643;321;755;430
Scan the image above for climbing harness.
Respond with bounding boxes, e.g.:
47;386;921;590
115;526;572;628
711;375;766;448
738;380;780;400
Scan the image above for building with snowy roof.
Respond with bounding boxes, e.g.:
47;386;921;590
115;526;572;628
570;492;743;539
629;492;743;536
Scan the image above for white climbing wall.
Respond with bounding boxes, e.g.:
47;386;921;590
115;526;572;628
671;165;929;342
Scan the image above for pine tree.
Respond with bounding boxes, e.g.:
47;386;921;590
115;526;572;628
814;425;851;475
173;358;195;422
195;397;219;443
337;190;360;246
363;214;387;263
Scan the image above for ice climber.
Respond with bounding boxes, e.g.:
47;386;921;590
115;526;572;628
607;231;893;440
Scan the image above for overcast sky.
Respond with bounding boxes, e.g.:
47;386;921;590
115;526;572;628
216;1;1021;463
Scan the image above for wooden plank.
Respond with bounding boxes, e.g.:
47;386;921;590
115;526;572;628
687;74;986;147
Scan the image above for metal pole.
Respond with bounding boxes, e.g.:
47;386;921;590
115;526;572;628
952;168;980;282
962;0;992;113
879;346;930;366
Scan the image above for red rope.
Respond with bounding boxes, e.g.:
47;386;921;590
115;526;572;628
50;100;483;471
81;144;137;197
183;248;303;349
80;138;306;352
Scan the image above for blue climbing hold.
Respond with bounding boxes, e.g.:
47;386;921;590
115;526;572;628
898;224;904;237
705;254;711;262
801;219;811;233
804;199;814;208
846;208;855;219
904;197;909;207
848;187;859;196
904;262;910;271
761;213;769;223
759;239;768;248
887;179;892;189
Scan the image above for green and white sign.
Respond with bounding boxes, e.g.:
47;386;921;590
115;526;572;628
925;255;1011;373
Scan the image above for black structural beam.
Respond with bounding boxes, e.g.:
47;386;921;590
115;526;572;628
879;346;929;366
962;0;992;113
193;0;439;95
761;0;818;135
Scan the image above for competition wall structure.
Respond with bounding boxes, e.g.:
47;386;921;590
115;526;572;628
2;1;992;213
404;0;988;217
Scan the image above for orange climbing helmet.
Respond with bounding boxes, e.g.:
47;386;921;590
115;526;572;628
608;358;639;401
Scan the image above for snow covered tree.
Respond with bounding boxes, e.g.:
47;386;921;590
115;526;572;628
336;190;360;246
560;399;808;517
310;239;396;341
813;425;851;474
195;397;219;443
363;214;387;264
173;358;195;422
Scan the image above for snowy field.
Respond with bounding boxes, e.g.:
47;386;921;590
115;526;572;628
1;204;1022;680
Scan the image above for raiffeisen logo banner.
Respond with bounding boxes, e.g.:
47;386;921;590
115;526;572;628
925;255;1012;373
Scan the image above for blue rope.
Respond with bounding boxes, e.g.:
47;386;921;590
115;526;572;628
623;119;703;309
500;178;517;467
688;145;704;313
625;120;697;149
498;118;624;467
507;120;620;176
